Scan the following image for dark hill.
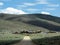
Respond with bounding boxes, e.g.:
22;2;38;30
0;13;60;32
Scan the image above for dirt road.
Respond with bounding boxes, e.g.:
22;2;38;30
12;36;36;45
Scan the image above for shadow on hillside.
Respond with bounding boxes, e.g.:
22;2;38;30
23;20;60;31
34;14;60;23
32;36;60;45
0;40;20;45
5;16;21;20
2;14;60;23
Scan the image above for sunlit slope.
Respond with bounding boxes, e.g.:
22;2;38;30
0;19;49;32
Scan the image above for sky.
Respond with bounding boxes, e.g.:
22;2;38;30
0;0;60;17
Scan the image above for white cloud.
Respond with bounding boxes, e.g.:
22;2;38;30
17;3;36;8
44;8;56;10
0;7;27;14
0;2;4;6
0;0;11;1
17;5;27;9
17;5;27;8
23;3;35;6
41;11;50;14
27;8;38;11
36;0;48;4
36;0;59;8
47;4;59;7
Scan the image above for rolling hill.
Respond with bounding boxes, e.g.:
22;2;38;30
0;13;60;33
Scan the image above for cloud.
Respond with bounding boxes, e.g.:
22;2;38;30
23;3;35;6
17;5;27;9
36;0;48;4
27;8;38;11
35;0;59;8
17;2;36;9
17;5;27;8
0;7;27;14
47;4;59;7
0;0;11;1
41;11;50;14
44;8;56;11
0;2;4;6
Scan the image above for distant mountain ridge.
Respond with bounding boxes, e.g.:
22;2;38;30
0;13;60;32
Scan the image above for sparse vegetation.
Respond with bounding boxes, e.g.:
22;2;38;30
30;33;60;45
0;33;24;45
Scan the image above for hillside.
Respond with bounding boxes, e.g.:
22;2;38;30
0;13;60;33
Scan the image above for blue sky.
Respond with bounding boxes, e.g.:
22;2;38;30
0;0;60;17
